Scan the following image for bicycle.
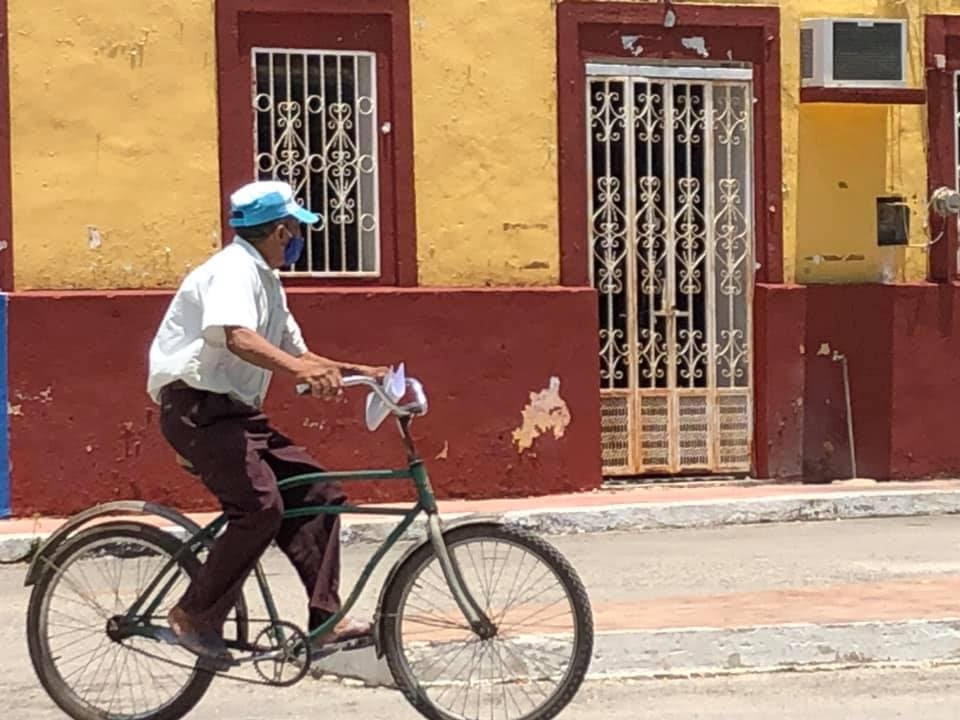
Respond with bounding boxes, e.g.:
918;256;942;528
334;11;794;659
24;372;594;720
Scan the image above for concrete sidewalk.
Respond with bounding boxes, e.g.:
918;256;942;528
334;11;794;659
4;478;960;562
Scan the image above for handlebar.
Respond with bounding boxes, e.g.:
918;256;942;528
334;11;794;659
296;374;429;418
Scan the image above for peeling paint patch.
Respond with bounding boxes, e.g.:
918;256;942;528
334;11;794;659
87;226;102;250
681;36;710;58
502;222;549;232
620;35;643;56
512;377;571;452
119;421;143;459
14;386;53;404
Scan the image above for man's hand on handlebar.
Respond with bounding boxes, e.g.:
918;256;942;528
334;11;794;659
294;352;390;399
293;357;343;400
342;364;389;381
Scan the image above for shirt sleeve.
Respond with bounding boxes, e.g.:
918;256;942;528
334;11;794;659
200;268;261;346
280;311;308;356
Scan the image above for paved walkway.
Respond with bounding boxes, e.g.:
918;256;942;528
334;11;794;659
591;576;960;630
4;478;960;535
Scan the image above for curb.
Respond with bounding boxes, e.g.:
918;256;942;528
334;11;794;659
310;618;960;687
3;488;960;562
342;488;960;542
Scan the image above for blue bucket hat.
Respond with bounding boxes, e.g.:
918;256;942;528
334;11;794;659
228;180;320;228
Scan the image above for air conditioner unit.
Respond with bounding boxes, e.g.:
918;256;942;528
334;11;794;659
801;18;907;88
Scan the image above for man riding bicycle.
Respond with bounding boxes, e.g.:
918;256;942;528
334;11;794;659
147;180;382;666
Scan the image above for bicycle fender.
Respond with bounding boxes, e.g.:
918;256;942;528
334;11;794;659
372;515;505;657
23;500;207;587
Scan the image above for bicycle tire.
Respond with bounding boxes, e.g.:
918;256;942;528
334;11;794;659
379;522;593;720
26;521;246;720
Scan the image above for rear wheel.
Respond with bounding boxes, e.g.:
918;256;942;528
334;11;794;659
380;522;593;720
27;521;247;720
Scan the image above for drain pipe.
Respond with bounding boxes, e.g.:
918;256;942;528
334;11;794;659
831;350;857;479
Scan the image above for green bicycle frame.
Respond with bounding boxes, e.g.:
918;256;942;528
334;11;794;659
122;418;492;646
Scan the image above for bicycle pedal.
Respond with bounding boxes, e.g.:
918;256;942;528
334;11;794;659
310;635;375;659
152;627;239;670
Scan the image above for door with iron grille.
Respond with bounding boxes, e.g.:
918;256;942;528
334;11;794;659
588;64;754;475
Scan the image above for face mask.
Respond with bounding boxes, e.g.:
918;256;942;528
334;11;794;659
283;234;305;266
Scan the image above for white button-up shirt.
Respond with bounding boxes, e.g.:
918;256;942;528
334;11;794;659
147;237;308;408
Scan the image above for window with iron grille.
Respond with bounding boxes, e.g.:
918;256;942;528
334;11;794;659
252;48;380;276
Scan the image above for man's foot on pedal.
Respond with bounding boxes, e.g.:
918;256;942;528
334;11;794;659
167;606;233;670
310;617;374;656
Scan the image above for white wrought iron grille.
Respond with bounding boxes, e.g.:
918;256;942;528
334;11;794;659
588;67;754;475
252;48;380;276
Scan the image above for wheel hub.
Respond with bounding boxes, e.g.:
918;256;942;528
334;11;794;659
105;615;132;642
472;620;498;641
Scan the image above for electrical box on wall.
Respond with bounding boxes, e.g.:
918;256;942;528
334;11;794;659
801;18;907;88
876;196;909;246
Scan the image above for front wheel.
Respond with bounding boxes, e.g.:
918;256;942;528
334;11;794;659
380;522;593;720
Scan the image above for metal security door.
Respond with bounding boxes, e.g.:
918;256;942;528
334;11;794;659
588;64;754;475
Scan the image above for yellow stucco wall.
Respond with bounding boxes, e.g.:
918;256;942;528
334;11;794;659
796;104;908;283
780;0;949;283
409;0;558;287
411;0;953;286
8;0;222;290
6;0;957;289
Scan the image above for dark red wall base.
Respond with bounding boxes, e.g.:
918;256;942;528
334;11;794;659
11;282;960;516
8;288;602;516
888;284;960;478
754;284;806;480
757;282;960;482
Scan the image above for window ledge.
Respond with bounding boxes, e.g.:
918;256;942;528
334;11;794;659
800;87;927;104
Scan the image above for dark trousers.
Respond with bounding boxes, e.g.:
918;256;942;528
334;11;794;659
159;382;346;630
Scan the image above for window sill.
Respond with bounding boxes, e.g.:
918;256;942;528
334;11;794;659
280;275;394;288
800;87;927;104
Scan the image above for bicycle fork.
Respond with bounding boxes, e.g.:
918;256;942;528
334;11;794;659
425;514;497;639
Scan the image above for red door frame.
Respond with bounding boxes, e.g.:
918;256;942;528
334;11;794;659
557;2;783;287
556;2;782;476
215;0;418;286
926;15;960;282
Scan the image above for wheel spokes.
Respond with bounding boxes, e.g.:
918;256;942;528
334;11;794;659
396;536;579;720
41;536;200;719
